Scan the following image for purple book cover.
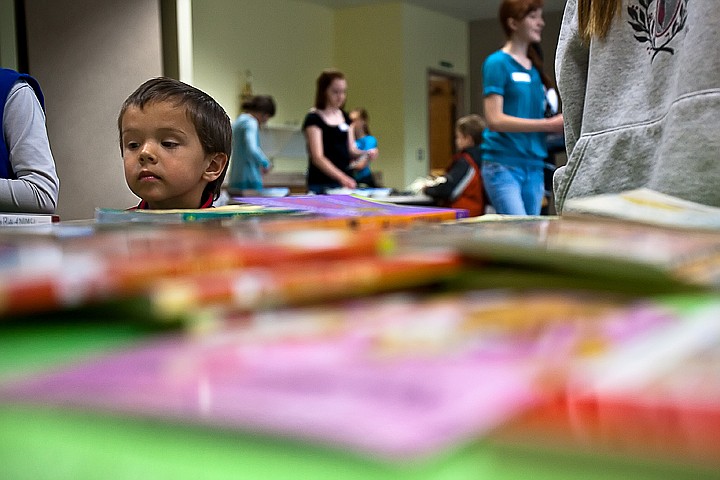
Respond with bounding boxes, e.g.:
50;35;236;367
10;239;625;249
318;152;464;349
0;291;673;460
233;194;468;219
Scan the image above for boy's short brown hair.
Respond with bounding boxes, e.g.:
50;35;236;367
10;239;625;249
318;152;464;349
455;114;486;147
118;77;232;200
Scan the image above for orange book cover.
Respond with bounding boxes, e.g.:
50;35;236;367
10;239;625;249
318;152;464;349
148;250;463;318
0;226;393;316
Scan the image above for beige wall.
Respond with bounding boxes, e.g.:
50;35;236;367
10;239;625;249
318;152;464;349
402;4;468;187
334;4;405;188
190;0;336;174
335;3;468;188
22;0;163;220
0;0;17;69
192;0;334;125
192;0;468;190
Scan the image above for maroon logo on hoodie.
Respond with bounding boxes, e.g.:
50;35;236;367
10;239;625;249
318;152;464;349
628;0;687;62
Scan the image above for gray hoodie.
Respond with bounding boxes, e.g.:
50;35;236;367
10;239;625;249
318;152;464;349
554;0;720;213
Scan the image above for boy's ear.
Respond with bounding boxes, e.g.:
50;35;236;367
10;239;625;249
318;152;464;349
203;153;228;181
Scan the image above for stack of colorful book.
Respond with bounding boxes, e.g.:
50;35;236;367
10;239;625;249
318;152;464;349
2;190;720;479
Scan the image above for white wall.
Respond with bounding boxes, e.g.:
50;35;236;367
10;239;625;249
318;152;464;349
23;0;163;220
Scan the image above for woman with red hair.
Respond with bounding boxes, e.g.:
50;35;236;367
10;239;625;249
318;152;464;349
481;0;564;215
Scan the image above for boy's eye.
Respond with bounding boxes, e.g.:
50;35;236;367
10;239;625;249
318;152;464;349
126;141;140;150
162;141;179;148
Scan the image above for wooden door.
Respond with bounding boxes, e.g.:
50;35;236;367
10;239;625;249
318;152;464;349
428;74;462;175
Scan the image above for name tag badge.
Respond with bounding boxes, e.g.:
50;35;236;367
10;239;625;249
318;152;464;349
511;72;531;83
339;122;349;132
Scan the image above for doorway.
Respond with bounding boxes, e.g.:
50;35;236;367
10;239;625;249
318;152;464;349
428;71;465;176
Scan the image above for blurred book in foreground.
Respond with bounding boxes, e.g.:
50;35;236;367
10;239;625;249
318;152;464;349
563;188;720;231
491;297;720;470
230;194;467;229
0;290;674;460
95;204;303;224
414;216;720;291
0;226;409;316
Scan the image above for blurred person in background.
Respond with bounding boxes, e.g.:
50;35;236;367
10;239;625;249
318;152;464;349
228;94;276;192
349;107;379;188
481;0;564;215
303;69;378;194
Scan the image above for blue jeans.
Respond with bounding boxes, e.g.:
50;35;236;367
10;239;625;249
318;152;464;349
482;161;544;215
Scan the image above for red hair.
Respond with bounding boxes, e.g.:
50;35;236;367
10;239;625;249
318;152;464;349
498;0;545;38
498;0;552;88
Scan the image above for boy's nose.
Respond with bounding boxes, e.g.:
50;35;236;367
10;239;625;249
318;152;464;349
139;143;158;163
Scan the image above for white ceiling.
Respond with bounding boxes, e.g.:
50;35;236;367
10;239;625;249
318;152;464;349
298;0;567;21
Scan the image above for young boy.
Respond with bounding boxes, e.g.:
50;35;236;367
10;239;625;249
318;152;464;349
424;114;486;217
118;77;231;209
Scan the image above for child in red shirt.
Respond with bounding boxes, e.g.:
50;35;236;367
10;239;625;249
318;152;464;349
425;114;486;217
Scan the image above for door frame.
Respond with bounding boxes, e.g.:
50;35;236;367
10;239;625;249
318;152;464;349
427;69;466;175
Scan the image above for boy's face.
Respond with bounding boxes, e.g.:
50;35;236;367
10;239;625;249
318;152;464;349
455;130;474;151
121;100;226;209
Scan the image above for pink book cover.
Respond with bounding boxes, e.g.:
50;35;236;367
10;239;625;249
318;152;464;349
0;291;673;460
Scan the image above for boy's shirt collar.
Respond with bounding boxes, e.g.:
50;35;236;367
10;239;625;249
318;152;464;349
130;192;214;210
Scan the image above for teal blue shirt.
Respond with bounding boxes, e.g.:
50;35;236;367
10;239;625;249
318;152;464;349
228;113;272;190
481;50;547;167
354;135;377;179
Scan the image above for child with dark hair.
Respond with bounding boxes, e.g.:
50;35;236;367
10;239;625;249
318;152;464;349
302;69;378;194
118;77;231;209
228;94;276;191
424;114;486;217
